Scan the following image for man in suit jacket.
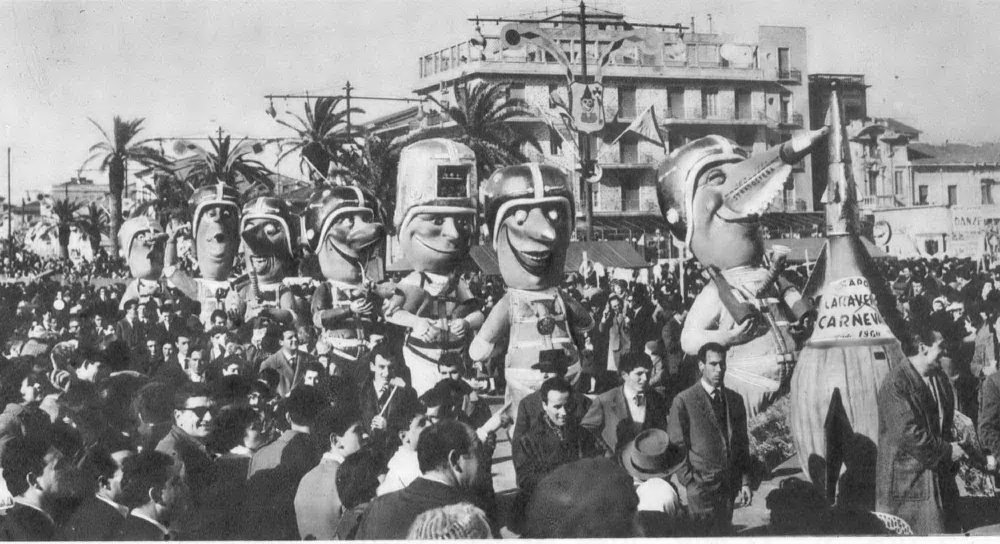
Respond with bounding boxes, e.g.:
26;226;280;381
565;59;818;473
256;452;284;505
114;299;144;357
259;327;314;397
114;451;185;541
876;328;965;535
359;344;421;464
57;446;133;540
668;342;752;536
354;420;484;540
514;353;592;442
582;351;668;453
598;295;632;372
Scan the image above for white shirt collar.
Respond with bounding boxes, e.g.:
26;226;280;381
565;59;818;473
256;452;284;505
95;494;129;517
700;379;718;397
130;510;169;536
323;450;346;464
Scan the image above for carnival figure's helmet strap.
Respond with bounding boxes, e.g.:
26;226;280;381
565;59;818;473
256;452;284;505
656;135;747;246
302;185;384;253
394;138;478;233
480;163;575;248
190;182;241;238
241;196;299;255
118;215;167;258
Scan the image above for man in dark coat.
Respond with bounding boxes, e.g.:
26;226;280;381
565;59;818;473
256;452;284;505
0;437;61;541
513;377;605;495
358;345;421;464
114;451;186;541
979;363;1000;472
582;351;669;453
876;328;965;535
513;350;591;441
668;342;752;536
354;420;484;540
57;446;133;540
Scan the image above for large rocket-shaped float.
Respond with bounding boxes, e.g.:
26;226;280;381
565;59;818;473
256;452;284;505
788;87;908;508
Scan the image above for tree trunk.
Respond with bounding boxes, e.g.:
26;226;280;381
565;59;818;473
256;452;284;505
58;224;70;261
109;158;125;254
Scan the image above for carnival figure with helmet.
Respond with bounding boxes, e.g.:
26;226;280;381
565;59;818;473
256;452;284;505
305;184;387;380
163;182;242;326
469;163;593;418
386;138;485;395
224;195;306;326
656;130;825;414
118;213;169;310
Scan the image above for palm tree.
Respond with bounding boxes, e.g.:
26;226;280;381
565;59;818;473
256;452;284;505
400;81;542;178
171;135;273;194
345;134;401;229
49;198;83;260
275;97;365;186
75;202;110;257
83;117;169;253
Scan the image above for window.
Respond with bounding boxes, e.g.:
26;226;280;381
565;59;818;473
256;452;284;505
983;179;995;205
947;185;958;206
548;83;559;108
668;130;685;152
621;176;641;211
686;44;698;65
894;170;906;197
698;44;721;67
702;89;719;118
618;87;636;119
780;96;791;124
778;47;790;77
867;171;878;196
735;89;751;120
918;185;928;205
619;134;638;164
667;88;685;118
506;83;525;101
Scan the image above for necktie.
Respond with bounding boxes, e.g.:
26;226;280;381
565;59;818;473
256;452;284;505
634;393;646;407
711;390;727;437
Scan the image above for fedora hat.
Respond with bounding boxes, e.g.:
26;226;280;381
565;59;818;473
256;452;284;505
531;348;569;375
620;428;685;481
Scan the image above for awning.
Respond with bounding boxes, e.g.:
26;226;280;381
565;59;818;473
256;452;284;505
469;240;649;276
765;237;888;262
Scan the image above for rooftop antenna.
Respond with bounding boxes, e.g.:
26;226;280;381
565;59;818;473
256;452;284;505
707;14;713;33
690;16;696;34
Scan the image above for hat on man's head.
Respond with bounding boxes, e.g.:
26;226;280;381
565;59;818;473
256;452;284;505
619;428;685;482
531;348;569;375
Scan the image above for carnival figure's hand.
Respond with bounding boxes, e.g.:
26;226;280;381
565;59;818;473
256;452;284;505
371;415;387;430
951;442;968;463
738;485;753;507
449;318;469;338
987;454;997;472
350;298;374;315
411;318;439;342
725;319;757;346
167;223;190;241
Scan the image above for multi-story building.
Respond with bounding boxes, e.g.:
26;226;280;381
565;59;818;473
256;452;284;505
49;177;110;207
375;8;816;254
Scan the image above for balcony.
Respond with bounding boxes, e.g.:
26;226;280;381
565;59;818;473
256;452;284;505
859;194;904;209
660;108;770;126
779;112;804;128
775;68;802;84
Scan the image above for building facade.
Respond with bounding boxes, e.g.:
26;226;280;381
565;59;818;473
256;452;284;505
381;9;815;253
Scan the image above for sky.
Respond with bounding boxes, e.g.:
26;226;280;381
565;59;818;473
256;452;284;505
1;0;998;201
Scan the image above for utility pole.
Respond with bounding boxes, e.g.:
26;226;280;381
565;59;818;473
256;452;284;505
7;147;11;261
344;81;353;144
578;0;593;241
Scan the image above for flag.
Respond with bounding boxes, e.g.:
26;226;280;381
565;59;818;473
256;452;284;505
611;105;664;148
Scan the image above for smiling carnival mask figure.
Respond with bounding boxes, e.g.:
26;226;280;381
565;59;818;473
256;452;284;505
224;195;305;326
163;182;241;325
386;139;485;395
657;131;825;414
469;163;593;416
305;184;387;377
118;214;169;309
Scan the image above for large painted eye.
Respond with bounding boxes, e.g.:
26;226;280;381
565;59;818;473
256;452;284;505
433;217;446;226
263;224;279;236
547;208;561;221
514;209;528;225
703;167;726;187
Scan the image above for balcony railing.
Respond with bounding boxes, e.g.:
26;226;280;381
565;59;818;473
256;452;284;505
859;195;904;209
776;68;802;83
779;112;804;126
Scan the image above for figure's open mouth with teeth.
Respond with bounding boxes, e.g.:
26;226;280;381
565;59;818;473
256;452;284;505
716;163;793;224
512;246;553;275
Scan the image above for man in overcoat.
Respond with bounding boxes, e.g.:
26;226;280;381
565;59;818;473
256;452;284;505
876;327;966;534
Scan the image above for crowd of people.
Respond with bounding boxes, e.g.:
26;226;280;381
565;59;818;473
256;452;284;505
0;248;998;539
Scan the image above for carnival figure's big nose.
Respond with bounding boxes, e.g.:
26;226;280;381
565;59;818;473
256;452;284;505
241;223;270;253
347;217;385;250
521;208;557;243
